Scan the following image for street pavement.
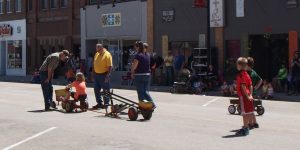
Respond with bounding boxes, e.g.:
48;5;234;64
0;82;300;150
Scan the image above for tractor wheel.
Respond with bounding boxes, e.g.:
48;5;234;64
256;106;265;116
65;102;74;113
128;107;138;121
237;105;242;115
141;110;153;120
80;100;89;112
228;105;236;114
61;102;66;109
170;87;177;94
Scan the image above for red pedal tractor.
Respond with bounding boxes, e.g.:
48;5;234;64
55;88;89;113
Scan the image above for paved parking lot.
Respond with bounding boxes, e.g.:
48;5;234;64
0;82;300;150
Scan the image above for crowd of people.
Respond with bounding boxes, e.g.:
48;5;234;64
222;52;300;99
272;52;300;96
38;41;156;111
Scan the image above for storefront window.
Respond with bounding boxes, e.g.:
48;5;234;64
7;40;22;69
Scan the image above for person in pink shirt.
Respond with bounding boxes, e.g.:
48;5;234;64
61;72;87;101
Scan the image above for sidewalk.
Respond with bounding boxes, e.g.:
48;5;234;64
0;75;170;92
0;75;299;102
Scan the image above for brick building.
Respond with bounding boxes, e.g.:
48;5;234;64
0;0;84;76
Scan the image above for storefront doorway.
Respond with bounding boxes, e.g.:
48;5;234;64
249;34;289;81
100;39;137;72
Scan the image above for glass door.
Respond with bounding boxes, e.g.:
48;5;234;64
103;39;138;72
107;40;122;71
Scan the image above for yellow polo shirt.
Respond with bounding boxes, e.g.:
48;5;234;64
93;50;113;74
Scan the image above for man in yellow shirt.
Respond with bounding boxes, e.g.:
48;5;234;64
92;43;113;109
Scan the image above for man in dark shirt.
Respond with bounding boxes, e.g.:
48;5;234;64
39;50;69;111
291;52;300;95
174;50;185;80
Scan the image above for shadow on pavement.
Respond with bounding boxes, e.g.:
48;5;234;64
27;109;59;113
222;134;245;138
222;129;247;138
27;109;48;113
27;109;85;114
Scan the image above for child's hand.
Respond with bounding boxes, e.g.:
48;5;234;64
249;95;254;101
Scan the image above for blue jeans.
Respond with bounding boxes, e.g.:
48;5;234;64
94;73;110;105
40;71;53;108
134;75;154;103
166;66;174;86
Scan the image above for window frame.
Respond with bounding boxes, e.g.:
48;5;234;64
27;0;32;11
0;0;3;14
40;0;48;10
15;0;21;12
50;0;57;9
6;0;12;13
60;0;67;8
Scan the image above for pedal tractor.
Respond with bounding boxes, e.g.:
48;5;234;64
102;90;154;121
55;88;89;113
228;98;265;116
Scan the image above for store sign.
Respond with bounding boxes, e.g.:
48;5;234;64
0;24;13;36
162;9;175;22
101;13;121;27
287;0;298;8
210;0;225;27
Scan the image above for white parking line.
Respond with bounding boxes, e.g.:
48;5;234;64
202;97;221;107
2;127;57;150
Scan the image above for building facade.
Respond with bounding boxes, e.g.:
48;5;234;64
153;0;208;58
223;0;300;80
0;0;83;76
81;0;148;83
153;0;300;81
0;0;27;76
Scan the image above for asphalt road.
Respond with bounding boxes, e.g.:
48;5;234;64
0;82;300;150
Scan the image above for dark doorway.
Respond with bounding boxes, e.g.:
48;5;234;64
249;34;289;81
224;40;241;82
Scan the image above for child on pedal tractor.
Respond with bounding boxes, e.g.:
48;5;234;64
235;57;257;136
60;72;87;102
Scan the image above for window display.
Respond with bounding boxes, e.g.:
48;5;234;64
7;40;22;69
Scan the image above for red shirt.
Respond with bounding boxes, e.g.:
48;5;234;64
236;70;252;97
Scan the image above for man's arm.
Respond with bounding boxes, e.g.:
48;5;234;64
255;79;263;90
104;54;113;82
45;67;54;83
250;84;253;95
131;59;138;73
106;66;113;77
